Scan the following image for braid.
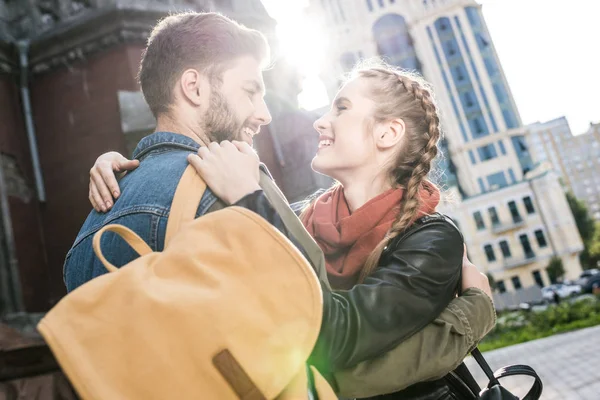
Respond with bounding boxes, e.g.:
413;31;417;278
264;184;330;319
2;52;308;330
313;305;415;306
358;71;441;283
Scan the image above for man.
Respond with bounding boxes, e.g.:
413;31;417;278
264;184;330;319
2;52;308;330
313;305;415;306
64;12;495;397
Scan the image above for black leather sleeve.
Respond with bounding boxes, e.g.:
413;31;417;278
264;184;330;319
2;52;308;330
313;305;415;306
235;191;463;373
308;220;463;372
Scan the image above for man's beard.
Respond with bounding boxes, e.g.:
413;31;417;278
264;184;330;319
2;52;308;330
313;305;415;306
202;89;246;143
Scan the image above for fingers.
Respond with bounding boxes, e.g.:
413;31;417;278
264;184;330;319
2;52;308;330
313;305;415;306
197;146;211;160
89;180;105;212
116;159;140;172
100;164;122;199
208;141;220;152
232;140;257;157
89;182;100;212
187;153;205;175
220;140;236;150
90;169;114;211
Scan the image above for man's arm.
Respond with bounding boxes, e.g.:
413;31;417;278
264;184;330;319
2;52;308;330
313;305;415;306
331;288;496;398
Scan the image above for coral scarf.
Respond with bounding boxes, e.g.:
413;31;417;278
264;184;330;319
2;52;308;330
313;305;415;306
301;182;440;289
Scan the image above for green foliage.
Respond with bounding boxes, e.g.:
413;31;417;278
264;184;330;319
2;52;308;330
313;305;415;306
479;295;600;352
566;192;596;243
566;192;600;269
546;256;565;283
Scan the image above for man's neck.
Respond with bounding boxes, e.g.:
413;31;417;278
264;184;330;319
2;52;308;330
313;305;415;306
155;115;209;146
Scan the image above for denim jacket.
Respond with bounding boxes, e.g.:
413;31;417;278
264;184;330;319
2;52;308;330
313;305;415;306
63;132;219;292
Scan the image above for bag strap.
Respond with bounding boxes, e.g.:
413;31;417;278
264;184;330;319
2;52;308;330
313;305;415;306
472;347;543;400
165;165;207;247
491;364;543;400
93;224;153;272
472;348;499;387
258;170;331;290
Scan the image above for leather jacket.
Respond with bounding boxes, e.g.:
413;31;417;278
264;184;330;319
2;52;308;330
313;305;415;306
238;191;464;399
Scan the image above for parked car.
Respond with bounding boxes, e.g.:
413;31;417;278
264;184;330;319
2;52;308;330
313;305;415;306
575;268;600;286
541;283;582;301
581;274;600;294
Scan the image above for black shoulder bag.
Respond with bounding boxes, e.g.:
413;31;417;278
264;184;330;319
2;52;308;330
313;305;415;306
446;260;543;400
445;347;543;399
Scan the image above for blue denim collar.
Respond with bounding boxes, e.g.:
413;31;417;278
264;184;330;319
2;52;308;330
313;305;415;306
132;131;201;160
132;130;274;179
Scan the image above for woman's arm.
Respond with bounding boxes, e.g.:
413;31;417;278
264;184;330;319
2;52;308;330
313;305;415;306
332;288;496;398
309;220;463;372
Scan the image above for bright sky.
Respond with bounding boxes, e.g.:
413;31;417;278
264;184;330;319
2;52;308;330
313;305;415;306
261;0;600;135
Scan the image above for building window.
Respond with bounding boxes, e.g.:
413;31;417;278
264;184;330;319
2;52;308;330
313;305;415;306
366;0;373;11
464;92;474;107
477;144;497;161
487;171;508;190
523;196;535;214
473;118;484;134
499;240;511;258
532;270;544;287
476;33;489;48
478;178;486;193
508;168;517;184
497;280;506;293
519;234;535;258
511;276;522;290
446;41;456;56
535;229;548;248
473;211;485;230
508;201;522;223
484;244;496;262
378;0;384;7
488;207;500;226
498;140;506;155
455;66;465;81
469;150;477;165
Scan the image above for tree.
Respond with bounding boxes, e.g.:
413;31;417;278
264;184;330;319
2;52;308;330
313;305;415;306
588;223;600;269
566;192;598;269
546;256;565;284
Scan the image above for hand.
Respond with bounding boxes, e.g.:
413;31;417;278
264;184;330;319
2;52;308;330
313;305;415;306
89;151;139;212
461;244;493;300
187;141;261;205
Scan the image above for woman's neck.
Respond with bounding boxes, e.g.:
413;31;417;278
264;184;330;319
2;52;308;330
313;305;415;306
338;172;392;213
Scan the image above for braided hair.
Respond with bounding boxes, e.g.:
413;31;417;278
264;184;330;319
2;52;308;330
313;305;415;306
356;64;442;283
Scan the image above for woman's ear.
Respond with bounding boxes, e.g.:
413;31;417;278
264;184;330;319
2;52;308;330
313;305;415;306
376;118;405;150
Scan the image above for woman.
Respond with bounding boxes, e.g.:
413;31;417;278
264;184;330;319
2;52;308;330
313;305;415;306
86;63;494;399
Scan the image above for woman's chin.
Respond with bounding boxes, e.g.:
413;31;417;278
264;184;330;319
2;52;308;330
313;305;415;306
311;157;335;178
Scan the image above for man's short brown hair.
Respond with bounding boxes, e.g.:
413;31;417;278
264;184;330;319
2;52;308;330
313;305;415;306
139;12;270;118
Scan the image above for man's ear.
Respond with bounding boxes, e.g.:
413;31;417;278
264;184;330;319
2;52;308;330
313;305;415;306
376;118;405;150
179;69;210;107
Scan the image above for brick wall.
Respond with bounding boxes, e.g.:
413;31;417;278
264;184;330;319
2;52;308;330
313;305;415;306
28;44;145;305
0;76;48;311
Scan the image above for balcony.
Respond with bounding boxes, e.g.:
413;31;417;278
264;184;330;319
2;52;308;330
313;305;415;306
491;218;525;234
503;252;537;269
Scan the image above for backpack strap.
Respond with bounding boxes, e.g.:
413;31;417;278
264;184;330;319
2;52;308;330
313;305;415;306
93;224;153;272
258;169;331;290
165;165;207;247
